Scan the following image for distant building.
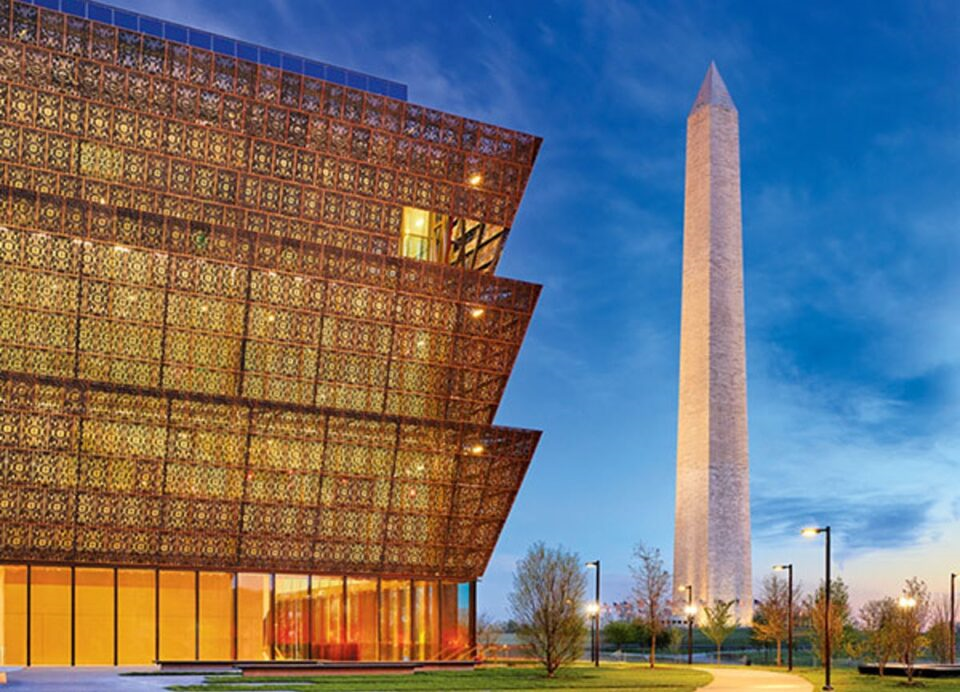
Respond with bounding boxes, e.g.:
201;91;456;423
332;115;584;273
0;0;541;665
673;64;753;623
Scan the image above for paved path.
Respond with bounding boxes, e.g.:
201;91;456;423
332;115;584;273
696;666;813;691
0;667;206;691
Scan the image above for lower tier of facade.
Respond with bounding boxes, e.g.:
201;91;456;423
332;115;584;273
0;564;474;666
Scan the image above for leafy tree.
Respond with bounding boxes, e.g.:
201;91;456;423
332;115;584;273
891;577;931;684
753;573;799;666
802;578;853;665
663;626;684;654
630;543;671;668
702;600;739;662
508;542;588;677
601;620;638;654
858;597;899;676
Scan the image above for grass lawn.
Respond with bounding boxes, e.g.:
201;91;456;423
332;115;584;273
169;663;712;691
782;666;960;691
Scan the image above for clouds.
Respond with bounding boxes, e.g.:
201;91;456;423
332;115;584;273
752;493;934;553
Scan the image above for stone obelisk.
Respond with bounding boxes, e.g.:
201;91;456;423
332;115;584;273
673;63;752;624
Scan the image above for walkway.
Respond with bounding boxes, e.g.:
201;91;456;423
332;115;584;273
696;666;813;691
0;667;206;691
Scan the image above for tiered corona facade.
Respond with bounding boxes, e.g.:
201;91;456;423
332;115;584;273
0;0;541;665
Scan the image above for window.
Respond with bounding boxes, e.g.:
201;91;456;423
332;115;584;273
400;207;449;263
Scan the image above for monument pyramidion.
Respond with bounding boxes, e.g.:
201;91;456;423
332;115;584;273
673;63;753;624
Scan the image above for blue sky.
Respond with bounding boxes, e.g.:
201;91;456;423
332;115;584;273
118;0;960;617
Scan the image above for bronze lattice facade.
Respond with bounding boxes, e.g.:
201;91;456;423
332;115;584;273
0;0;541;665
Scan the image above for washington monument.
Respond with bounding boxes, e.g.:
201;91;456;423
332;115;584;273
673;63;752;623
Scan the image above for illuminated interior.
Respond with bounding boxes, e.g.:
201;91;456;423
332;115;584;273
401;206;508;272
0;566;472;664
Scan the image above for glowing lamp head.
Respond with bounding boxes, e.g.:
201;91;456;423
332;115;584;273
684;604;697;617
468;173;483;186
773;564;788;571
469;307;485;319
801;527;822;537
585;602;600;616
469;444;485;455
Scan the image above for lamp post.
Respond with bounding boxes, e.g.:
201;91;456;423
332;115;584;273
680;584;695;664
898;594;918;679
773;564;794;671
802;526;832;691
586;560;600;666
951;572;956;666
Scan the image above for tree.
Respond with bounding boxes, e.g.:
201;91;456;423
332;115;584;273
601;620;638;656
927;595;955;664
476;612;502;661
858;597;899;676
508;542;588;677
891;577;931;684
753;573;799;666
702;600;739;662
802;578;852;665
630;543;671;668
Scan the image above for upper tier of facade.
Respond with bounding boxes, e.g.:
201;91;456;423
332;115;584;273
0;0;541;273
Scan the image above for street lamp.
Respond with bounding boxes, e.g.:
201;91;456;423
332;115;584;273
679;585;694;664
951;572;956;666
802;526;832;691
586;561;600;667
773;564;794;671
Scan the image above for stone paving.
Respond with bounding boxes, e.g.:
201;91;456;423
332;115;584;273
0;667;206;691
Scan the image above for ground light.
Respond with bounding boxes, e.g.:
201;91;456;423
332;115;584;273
802;526;832;691
586;560;600;666
773;564;794;671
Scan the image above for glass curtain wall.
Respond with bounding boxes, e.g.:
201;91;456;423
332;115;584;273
413;580;439;661
158;571;196;661
441;581;471;660
346;578;378;661
275;575;309;660
199;572;234;660
117;569;155;665
237;573;273;660
310;576;343;660
74;568;114;665
0;566;470;664
380;579;410;661
30;567;71;665
0;565;27;666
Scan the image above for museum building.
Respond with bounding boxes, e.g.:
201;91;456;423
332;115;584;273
0;0;541;665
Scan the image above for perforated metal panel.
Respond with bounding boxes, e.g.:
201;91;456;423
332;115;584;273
0;0;541;581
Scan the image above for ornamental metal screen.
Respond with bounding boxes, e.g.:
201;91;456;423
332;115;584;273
0;0;541;582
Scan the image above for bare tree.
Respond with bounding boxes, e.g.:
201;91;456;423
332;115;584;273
927;595;955;664
630;543;671;668
753;573;799;666
508;542;588;677
892;577;931;684
476;612;502;661
702;600;739;663
859;597;899;676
